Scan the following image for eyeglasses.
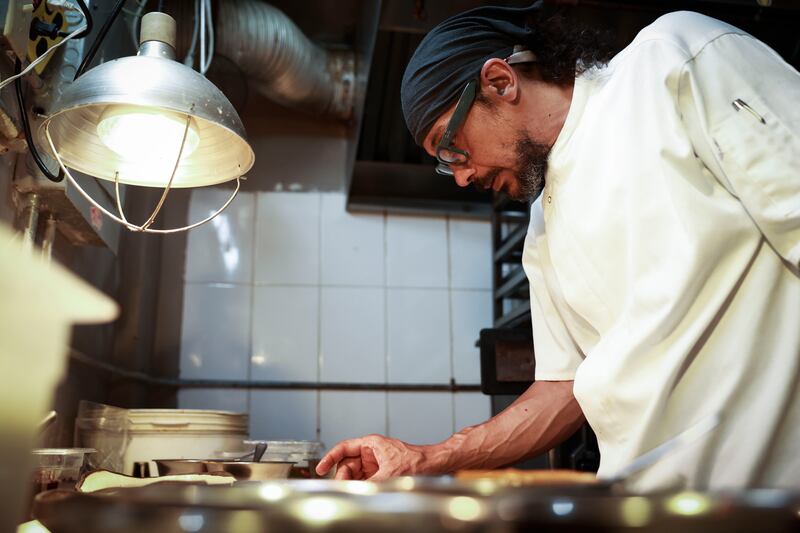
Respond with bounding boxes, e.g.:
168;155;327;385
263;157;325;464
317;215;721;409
434;79;477;176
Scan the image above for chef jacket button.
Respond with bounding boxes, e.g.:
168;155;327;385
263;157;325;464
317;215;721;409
547;195;552;204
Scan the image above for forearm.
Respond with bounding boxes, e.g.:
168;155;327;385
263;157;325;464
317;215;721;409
422;381;584;473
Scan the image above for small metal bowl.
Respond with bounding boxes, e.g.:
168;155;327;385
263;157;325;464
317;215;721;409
204;461;293;480
155;459;293;480
153;459;207;476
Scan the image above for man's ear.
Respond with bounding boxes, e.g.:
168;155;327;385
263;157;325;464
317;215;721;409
480;58;518;103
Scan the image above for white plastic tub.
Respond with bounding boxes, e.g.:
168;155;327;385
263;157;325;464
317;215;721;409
76;404;248;476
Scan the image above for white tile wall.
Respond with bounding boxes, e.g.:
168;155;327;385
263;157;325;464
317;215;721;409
386;215;448;288
387;392;453;444
449;219;492;289
251;286;319;382
177;389;249;414
320;193;384;286
451;290;493;384
185;189;255;284
386;288;451;384
254;192;320;285
320;391;387;450
320;287;385;383
180;190;495;446
180;284;251;380
250;390;318;441
454;393;493;432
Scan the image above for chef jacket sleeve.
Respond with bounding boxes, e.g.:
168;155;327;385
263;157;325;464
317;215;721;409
677;31;800;267
523;207;585;381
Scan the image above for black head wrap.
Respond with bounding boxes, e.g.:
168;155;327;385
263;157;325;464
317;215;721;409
401;2;543;147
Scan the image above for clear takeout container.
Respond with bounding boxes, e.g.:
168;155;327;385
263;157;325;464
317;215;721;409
31;448;95;492
28;448;95;520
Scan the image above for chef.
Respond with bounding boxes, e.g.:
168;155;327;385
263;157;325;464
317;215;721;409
317;3;800;490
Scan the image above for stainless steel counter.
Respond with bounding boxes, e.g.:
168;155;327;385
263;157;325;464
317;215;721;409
32;477;800;533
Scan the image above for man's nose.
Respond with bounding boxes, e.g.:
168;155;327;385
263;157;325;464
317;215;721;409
452;166;475;188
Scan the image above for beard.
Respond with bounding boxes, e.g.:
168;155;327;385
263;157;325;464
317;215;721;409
473;134;551;202
512;135;550;202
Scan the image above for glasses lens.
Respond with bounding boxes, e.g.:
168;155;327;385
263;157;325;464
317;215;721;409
435;162;454;176
437;147;467;165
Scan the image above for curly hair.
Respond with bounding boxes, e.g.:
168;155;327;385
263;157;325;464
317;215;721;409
527;10;615;83
477;8;614;103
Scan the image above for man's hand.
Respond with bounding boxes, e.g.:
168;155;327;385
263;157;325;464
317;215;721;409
316;434;440;481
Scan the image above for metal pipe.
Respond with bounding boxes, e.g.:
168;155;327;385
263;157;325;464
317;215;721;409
69;349;481;392
40;215;56;261
20;193;40;252
216;0;353;120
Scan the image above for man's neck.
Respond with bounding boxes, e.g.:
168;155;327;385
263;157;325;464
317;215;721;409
521;79;575;148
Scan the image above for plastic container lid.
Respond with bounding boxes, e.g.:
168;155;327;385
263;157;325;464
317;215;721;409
32;449;95;470
32;448;96;456
126;409;248;433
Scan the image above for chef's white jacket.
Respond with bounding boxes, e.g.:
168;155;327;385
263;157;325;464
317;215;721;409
523;11;800;490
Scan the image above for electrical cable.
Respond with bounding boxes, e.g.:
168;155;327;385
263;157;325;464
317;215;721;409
73;0;127;80
183;0;200;68
202;0;214;73
14;59;63;183
127;0;149;50
0;21;87;91
199;0;205;74
58;0;93;38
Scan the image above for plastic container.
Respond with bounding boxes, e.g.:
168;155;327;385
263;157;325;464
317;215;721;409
75;402;248;476
28;448;94;520
241;440;325;478
31;449;95;492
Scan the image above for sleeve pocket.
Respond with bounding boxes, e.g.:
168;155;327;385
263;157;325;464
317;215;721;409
710;91;800;265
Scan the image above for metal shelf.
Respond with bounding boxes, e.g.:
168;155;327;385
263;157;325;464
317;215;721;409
491;194;531;326
493;222;528;263
494;301;531;330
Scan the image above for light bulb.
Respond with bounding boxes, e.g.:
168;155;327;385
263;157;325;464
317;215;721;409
97;104;200;161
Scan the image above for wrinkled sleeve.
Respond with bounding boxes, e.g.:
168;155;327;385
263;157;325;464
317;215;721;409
523;207;585;381
678;31;800;267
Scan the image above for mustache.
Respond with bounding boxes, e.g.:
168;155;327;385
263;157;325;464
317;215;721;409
473;168;501;191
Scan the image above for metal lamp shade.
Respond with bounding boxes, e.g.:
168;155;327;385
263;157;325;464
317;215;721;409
40;53;255;188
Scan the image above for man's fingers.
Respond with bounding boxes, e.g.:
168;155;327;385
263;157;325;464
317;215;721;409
317;438;371;475
335;463;353;480
335;457;366;480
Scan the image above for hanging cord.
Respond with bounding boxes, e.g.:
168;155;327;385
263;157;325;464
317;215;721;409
14;59;63;183
126;0;149;50
183;0;200;68
200;0;213;74
74;0;127;80
199;0;205;73
59;0;93;38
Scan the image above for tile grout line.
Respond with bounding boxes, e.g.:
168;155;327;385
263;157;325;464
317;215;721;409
316;192;323;441
184;280;491;291
446;215;456;435
247;192;259;420
383;209;390;436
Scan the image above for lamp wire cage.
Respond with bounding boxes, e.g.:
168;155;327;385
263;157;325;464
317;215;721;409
45;114;242;234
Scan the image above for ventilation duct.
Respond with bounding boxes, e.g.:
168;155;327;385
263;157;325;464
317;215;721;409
216;0;354;120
